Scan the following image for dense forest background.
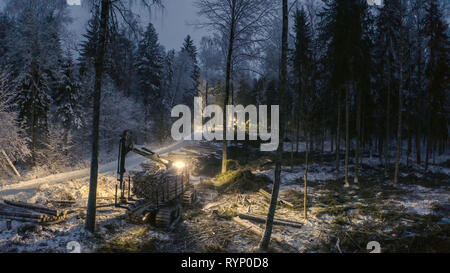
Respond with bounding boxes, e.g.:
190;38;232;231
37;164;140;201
0;0;448;181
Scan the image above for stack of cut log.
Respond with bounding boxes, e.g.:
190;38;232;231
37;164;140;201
132;168;184;204
0;200;68;224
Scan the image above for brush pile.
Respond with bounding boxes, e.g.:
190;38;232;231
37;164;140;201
207;169;272;194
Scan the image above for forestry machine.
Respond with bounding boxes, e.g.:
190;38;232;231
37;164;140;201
116;130;196;229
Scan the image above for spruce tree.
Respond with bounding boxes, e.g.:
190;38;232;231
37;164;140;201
108;30;138;97
423;0;449;170
319;0;369;185
181;35;200;108
78;5;101;78
53;51;83;133
14;61;51;166
136;23;163;121
0;13;12;66
7;1;66;166
375;0;404;176
293;7;313;219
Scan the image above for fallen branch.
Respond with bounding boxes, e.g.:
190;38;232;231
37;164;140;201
238;213;303;229
1;149;21;177
258;189;294;208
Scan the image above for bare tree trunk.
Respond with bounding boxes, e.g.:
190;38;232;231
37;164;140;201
331;132;334;153
304;131;309;220
336;88;341;171
86;0;110;233
205;81;208;106
385;64;391;177
30;69;37;167
407;125;411;167
425;132;430;171
394;65;403;184
344;83;350;187
416;125;421;164
354;82;361;183
321;128;325;154
296;116;300;153
290;128;294;171
221;8;235;174
260;0;287;251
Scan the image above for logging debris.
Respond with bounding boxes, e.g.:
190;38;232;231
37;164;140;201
232;217;299;252
258;189;295;208
237;213;303;229
207;169;271;194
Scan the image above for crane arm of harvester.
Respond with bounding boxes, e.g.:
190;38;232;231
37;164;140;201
116;130;171;202
131;146;170;168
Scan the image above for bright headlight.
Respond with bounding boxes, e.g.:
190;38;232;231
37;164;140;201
173;161;185;169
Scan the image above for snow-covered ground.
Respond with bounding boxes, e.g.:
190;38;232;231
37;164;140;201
0;139;196;253
0;141;448;253
0;139;194;200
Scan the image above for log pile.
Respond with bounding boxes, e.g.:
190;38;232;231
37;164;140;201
0;200;68;224
131;167;184;204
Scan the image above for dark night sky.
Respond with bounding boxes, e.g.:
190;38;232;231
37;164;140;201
67;0;209;51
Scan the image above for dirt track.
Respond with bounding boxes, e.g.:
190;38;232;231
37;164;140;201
0;139;193;199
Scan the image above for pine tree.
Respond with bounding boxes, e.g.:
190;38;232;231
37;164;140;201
162;49;175;106
181;35;200;108
136;23;163;121
6;1;66;166
108;29;138;97
375;0;404;176
53;51;83;133
293;7;313;106
0;70;31;168
319;0;369;186
292;7;313;218
423;0;449;170
0;13;12;66
78;5;101;77
14;60;51;166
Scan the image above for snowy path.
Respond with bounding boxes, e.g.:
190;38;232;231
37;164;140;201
0;139;193;198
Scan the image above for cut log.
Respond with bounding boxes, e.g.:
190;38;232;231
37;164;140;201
258;189;294;207
0;210;42;219
238;213;303;229
3;200;64;217
0;211;67;224
47;200;76;207
0;215;41;223
232;217;299;252
1;149;21;177
47;200;76;203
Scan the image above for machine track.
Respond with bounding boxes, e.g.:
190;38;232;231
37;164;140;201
155;203;182;229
